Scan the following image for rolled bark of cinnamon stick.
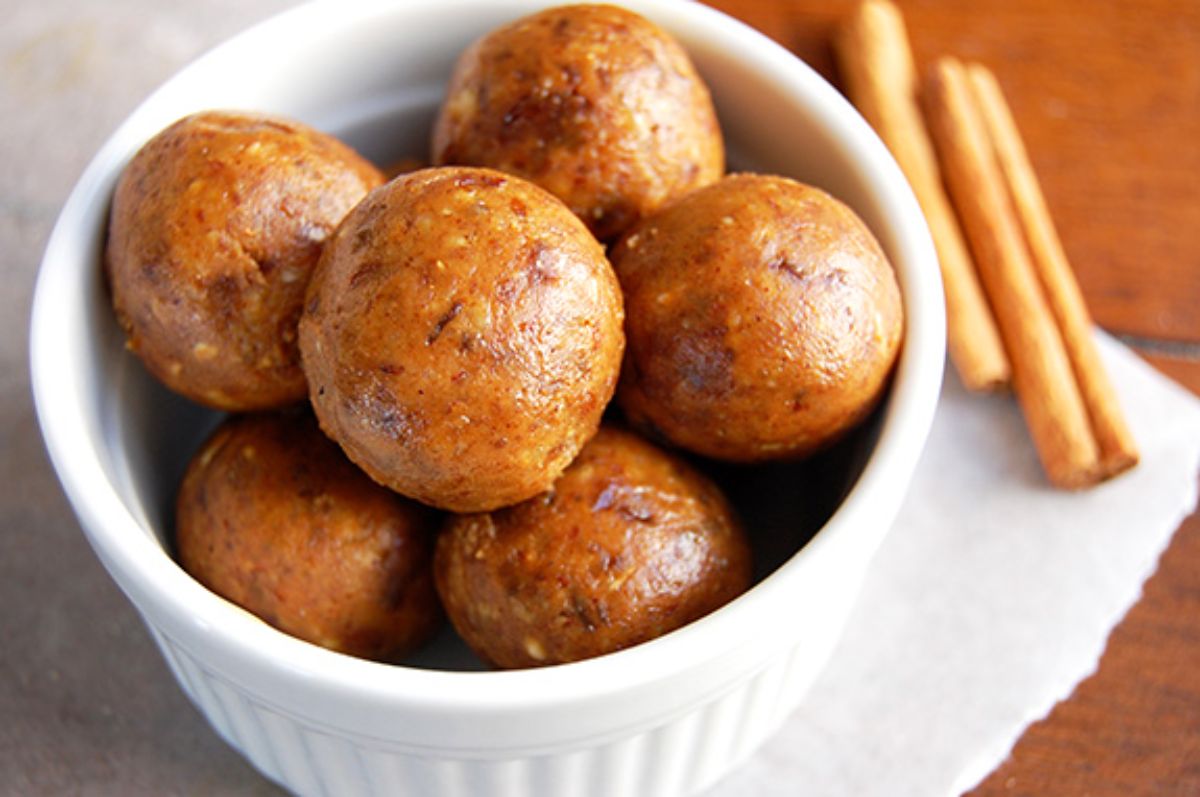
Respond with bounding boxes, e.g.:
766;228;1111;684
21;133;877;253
966;63;1138;479
836;0;1010;392
924;57;1101;488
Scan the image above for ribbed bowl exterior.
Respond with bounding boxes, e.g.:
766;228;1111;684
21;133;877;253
151;625;824;797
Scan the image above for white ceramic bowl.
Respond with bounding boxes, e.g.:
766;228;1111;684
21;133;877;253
30;1;944;795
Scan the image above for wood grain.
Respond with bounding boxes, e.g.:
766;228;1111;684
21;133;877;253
703;0;1200;792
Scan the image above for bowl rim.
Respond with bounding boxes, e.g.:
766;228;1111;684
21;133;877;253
29;0;944;721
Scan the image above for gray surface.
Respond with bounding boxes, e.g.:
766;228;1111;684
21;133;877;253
1;2;294;793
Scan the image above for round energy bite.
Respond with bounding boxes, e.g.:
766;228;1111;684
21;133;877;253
175;410;443;661
435;426;753;669
612;173;904;461
106;110;384;410
431;4;724;241
299;167;625;513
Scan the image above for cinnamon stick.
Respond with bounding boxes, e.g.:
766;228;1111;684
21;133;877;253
835;0;1011;392
966;63;1138;479
924;57;1100;488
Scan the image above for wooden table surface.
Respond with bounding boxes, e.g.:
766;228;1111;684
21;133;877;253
705;0;1200;793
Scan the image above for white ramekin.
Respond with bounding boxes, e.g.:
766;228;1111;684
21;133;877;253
30;2;945;795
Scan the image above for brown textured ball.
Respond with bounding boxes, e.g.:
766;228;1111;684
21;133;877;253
106;111;384;410
175;410;443;661
612;173;904;462
434;426;752;669
431;4;724;241
299;167;625;513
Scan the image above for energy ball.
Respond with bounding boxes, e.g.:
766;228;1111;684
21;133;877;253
175;410;443;662
612;173;904;462
299;167;625;513
106;111;384;411
435;426;752;669
431;4;724;241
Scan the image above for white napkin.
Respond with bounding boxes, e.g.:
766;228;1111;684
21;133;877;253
705;334;1200;796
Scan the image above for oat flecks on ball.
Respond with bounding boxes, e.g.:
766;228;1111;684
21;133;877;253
431;4;724;241
106;111;384;411
434;426;753;669
299;166;626;513
175;410;444;662
613;173;904;462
